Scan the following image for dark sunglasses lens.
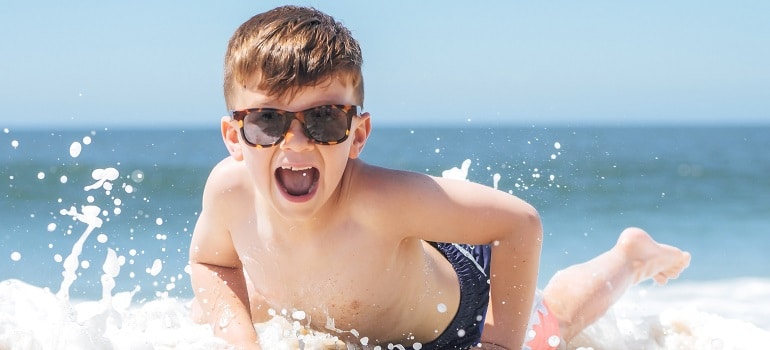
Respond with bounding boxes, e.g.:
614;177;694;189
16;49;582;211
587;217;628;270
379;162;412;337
304;106;350;143
243;110;287;146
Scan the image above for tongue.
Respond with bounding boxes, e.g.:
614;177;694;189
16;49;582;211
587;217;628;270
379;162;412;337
276;168;317;196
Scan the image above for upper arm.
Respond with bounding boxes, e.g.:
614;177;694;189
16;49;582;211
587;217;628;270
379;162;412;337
420;175;541;244
189;157;245;268
356;165;541;246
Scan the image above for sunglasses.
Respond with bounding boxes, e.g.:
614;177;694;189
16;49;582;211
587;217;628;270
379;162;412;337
230;104;360;148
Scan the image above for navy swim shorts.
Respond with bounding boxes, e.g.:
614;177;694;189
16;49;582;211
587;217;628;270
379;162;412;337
416;242;492;350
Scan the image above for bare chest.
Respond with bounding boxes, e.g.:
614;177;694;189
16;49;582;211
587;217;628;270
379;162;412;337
235;236;459;345
244;243;411;341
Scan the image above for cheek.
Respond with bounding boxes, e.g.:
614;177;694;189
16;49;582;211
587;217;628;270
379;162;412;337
323;148;353;184
241;149;275;187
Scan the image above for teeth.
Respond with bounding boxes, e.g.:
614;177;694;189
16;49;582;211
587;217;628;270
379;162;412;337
281;165;312;171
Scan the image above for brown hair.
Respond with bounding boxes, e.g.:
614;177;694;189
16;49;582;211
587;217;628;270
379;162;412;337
223;6;364;109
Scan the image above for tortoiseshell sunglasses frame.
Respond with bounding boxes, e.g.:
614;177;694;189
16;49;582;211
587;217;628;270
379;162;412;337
229;104;360;148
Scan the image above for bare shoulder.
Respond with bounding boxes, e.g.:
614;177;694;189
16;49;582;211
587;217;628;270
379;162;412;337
345;160;430;205
345;160;539;244
341;161;423;232
190;156;250;266
204;156;251;197
197;156;252;234
349;160;517;205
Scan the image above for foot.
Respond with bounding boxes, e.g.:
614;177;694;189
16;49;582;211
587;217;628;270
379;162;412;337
616;227;691;285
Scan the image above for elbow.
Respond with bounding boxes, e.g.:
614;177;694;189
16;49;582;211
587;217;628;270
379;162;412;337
518;203;543;244
527;204;543;232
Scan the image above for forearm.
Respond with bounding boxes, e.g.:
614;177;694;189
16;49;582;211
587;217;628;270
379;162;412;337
481;222;542;349
190;262;260;348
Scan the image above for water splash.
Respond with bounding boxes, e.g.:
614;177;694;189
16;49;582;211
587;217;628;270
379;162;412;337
56;205;103;300
83;167;119;191
441;159;472;180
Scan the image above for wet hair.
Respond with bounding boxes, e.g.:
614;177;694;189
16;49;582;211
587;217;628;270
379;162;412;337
223;6;364;109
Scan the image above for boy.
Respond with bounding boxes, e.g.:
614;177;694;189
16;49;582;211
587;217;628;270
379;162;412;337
189;6;690;350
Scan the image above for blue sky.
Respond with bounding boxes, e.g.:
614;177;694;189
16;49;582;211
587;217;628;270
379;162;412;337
1;1;768;128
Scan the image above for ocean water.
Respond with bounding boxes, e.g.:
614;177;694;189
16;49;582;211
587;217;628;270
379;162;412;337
1;125;769;349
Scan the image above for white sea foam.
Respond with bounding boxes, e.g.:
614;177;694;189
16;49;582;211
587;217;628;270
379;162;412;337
0;279;225;349
2;277;769;349
569;281;770;349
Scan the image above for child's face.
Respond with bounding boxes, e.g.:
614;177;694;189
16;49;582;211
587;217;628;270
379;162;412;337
223;78;369;220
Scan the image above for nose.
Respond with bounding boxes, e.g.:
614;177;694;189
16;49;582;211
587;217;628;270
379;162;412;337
280;119;314;151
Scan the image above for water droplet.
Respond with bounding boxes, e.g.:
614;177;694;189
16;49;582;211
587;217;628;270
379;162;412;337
10;252;21;261
92;168;105;180
547;335;561;347
11;140;19;149
492;173;501;189
37;172;45;180
437;303;447;313
131;170;144;183
69;142;82;158
147;259;163;276
104;168;119;181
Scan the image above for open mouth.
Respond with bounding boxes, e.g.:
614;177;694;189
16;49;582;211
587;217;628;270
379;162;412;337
275;166;320;197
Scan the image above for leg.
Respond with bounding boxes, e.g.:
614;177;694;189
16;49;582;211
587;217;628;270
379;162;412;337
542;227;691;342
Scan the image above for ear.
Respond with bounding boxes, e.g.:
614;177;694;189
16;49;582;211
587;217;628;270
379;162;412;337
221;116;244;161
348;112;371;159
